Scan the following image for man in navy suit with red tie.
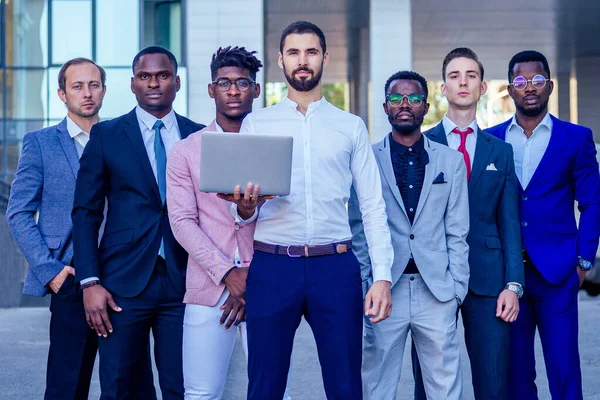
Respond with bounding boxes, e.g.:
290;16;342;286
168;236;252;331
487;50;600;400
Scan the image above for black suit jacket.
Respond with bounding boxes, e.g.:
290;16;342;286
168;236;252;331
425;122;524;296
72;108;205;297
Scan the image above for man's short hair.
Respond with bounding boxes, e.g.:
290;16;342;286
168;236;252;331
508;50;551;81
132;46;178;73
210;46;263;81
442;47;485;81
384;70;428;100
279;21;327;53
58;57;106;92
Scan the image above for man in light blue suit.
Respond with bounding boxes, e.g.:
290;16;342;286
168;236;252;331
349;70;470;400
6;58;107;400
487;50;600;400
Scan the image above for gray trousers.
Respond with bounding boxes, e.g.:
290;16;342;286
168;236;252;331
362;274;462;400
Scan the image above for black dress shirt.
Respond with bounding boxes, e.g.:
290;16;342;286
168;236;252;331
389;133;429;274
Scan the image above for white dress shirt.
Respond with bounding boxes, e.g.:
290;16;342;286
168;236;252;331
240;97;393;282
66;116;90;148
442;115;478;167
505;112;553;188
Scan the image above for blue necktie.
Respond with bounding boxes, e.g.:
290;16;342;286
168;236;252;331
153;120;166;203
153;120;166;258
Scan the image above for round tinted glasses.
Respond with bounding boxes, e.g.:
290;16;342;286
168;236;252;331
386;93;426;107
510;75;549;90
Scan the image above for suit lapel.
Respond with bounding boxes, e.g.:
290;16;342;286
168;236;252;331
176;113;197;139
525;115;566;189
413;137;438;224
123;109;162;203
375;136;408;217
56;118;80;178
468;128;493;195
425;122;448;146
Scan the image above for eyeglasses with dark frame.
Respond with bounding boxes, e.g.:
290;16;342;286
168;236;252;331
510;75;550;91
212;78;255;92
386;93;426;108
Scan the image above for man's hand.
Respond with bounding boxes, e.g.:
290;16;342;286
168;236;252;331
577;266;587;288
223;267;248;301
219;294;245;329
49;266;75;294
496;289;519;322
365;280;392;323
83;284;122;337
217;183;275;220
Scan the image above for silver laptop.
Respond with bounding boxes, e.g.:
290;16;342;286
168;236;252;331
199;132;294;196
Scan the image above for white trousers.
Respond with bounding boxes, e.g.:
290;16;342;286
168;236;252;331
183;290;292;400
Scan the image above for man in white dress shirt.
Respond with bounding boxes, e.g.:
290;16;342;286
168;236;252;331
231;21;394;399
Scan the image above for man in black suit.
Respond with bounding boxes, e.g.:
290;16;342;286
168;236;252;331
412;48;524;400
72;46;204;400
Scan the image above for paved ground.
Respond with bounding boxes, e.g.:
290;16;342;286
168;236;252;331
1;292;600;400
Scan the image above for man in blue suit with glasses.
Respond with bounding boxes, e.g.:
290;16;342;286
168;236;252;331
487;50;600;400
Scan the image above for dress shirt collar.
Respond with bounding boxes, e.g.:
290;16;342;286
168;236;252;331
66;116;88;138
214;121;224;133
282;96;327;115
135;105;176;131
442;115;478;139
508;112;553;136
389;133;425;156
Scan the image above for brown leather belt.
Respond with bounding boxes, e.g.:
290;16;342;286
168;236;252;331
254;240;352;258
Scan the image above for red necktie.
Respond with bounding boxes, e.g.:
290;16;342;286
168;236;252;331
452;127;474;180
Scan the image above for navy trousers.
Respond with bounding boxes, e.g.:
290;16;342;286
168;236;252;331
246;250;363;400
508;261;582;400
46;274;98;400
98;258;184;400
411;291;510;400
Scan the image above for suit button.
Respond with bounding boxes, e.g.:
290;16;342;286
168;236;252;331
410;234;415;240
410;276;415;281
161;209;167;216
522;221;528;227
522;196;528;201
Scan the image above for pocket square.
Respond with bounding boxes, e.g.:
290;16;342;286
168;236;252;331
432;172;446;184
486;163;498;171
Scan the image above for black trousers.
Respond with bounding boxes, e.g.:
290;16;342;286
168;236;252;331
45;274;98;400
98;258;185;400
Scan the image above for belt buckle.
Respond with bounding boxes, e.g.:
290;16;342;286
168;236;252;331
286;245;302;258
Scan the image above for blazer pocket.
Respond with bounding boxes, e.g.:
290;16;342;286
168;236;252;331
44;236;62;250
100;229;134;250
547;222;577;235
485;235;502;249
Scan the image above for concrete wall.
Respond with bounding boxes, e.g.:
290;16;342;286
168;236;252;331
369;0;412;143
186;0;265;126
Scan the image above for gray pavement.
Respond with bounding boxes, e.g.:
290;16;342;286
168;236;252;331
1;293;600;400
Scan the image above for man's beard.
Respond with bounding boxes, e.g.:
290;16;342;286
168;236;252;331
515;97;549;117
388;111;421;135
284;64;323;92
70;103;101;118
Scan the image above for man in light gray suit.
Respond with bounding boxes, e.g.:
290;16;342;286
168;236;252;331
349;70;470;400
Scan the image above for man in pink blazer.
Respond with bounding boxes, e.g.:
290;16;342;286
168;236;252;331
166;47;291;400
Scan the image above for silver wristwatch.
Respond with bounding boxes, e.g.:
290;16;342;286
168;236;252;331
505;282;523;298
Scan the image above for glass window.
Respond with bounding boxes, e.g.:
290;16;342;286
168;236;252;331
4;68;47;119
5;0;48;67
92;67;136;119
51;0;92;65
0;119;45;180
143;0;183;64
96;0;139;66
